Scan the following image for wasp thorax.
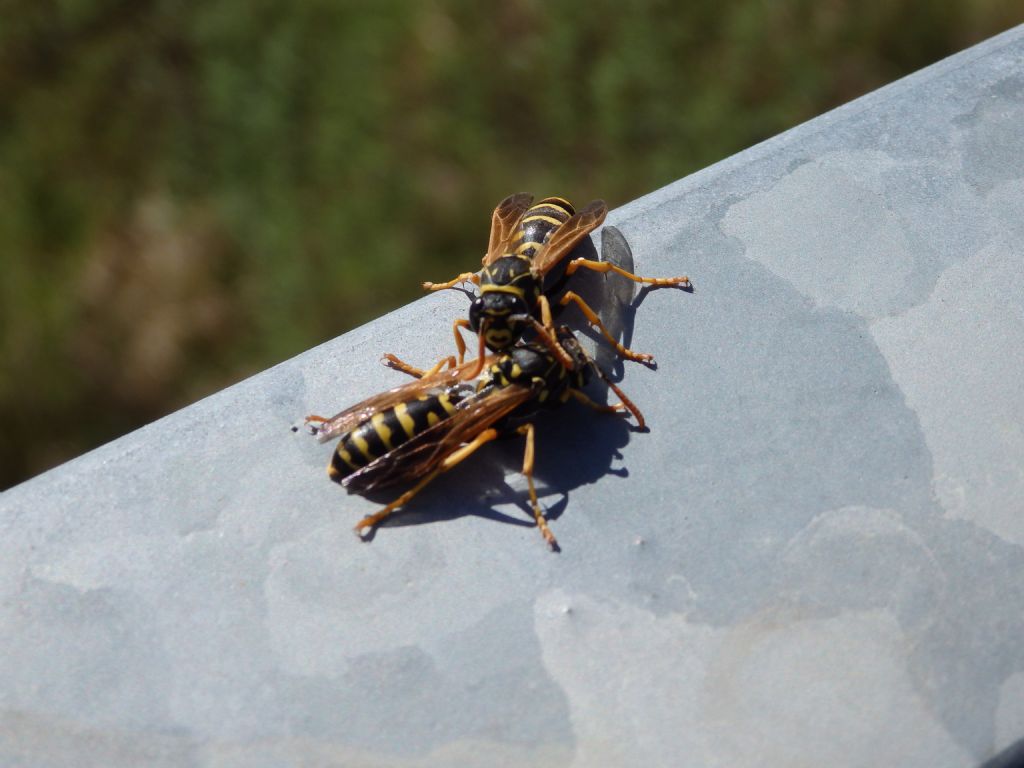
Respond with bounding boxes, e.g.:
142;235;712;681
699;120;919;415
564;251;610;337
501;345;551;384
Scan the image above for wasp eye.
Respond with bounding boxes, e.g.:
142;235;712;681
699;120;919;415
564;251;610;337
468;297;484;332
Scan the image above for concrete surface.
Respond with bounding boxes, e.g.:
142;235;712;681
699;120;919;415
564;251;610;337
3;23;1024;768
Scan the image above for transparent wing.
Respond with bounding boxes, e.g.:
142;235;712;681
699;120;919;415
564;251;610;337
594;224;635;372
342;383;533;493
308;354;495;442
530;199;607;275
483;193;533;265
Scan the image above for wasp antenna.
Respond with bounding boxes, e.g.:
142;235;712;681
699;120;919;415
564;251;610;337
461;320;489;380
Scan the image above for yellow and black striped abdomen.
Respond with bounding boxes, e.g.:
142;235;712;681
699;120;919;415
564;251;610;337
510;197;575;259
329;392;463;481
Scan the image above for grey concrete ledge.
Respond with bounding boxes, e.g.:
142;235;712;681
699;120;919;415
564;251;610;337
4;24;1024;768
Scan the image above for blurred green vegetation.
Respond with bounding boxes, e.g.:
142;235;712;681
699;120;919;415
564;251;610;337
1;0;1021;489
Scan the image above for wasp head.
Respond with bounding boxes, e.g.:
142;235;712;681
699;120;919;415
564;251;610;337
470;293;531;352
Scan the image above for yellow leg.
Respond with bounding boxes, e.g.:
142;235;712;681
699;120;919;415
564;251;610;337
458;325;489;382
559;291;655;363
354;428;501;538
513;295;573;371
382;316;472;379
572;384;644;428
528;321;575;370
298;414;334;436
570;390;625;414
601;374;645;429
453;318;472;365
566;257;690;287
538;293;555;330
423;272;481;291
381;354;457;379
425;356;456;377
516;423;558;550
300;414;330;435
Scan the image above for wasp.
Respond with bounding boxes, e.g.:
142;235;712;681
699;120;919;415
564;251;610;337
408;194;690;376
304;326;643;550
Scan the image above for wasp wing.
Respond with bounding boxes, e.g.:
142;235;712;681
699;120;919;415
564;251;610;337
308;354;495;442
482;193;533;266
530;199;607;276
342;383;533;493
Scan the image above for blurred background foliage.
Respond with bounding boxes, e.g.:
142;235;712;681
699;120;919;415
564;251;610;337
1;0;1021;489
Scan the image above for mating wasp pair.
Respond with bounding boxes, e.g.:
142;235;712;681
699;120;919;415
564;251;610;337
304;193;690;549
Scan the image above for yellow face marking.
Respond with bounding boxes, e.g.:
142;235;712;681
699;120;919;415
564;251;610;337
510;363;522;379
371;412;394;451
352;433;375;461
480;284;527;298
394;402;416;438
486;330;512;347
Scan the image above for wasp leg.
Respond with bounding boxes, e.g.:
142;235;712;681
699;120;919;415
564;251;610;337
382;353;458;379
458;325;489;382
381;354;426;378
382;316;473;379
354;427;501;539
528;318;575;370
571;387;644;429
538;292;555;330
453;318;472;365
527;295;575;371
591;364;646;429
423;272;481;291
570;390;625;414
299;414;334;436
565;257;690;288
515;423;558;551
558;290;655;364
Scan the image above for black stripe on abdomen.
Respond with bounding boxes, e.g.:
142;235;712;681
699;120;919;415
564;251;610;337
328;393;459;481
